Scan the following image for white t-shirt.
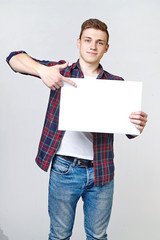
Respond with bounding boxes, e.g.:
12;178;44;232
56;131;93;160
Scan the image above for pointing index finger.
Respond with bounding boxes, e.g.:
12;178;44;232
62;77;77;87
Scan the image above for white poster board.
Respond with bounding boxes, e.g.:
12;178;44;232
58;78;142;135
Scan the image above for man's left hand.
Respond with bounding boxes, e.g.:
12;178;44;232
129;111;148;134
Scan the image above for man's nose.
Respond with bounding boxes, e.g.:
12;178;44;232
90;41;97;50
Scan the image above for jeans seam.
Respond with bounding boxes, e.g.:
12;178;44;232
85;167;89;186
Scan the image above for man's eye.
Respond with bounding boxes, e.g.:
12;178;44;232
85;39;90;42
98;42;103;45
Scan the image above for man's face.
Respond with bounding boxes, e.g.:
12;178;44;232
77;28;109;65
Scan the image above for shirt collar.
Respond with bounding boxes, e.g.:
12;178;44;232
71;59;81;71
71;59;106;79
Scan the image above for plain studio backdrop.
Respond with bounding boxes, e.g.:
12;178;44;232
0;0;160;239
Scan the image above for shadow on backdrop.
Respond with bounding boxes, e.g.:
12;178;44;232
0;227;9;240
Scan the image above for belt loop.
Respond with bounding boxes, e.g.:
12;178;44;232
72;158;77;167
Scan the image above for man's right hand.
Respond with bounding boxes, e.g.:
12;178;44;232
37;62;77;90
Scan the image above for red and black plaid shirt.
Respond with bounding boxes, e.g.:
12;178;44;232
7;51;128;186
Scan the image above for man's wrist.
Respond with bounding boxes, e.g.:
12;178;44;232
36;63;46;78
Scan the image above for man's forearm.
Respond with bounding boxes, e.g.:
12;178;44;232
7;51;76;90
9;53;43;77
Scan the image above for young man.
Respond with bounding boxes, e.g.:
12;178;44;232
6;19;147;240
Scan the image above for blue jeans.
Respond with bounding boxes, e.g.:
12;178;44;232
48;155;114;240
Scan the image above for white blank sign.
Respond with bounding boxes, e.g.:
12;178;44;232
58;78;142;135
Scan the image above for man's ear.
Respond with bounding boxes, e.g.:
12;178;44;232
105;44;109;53
77;38;80;49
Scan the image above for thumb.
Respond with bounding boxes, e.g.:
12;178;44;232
58;61;69;70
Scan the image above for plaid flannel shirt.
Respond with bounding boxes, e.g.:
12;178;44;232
7;51;126;186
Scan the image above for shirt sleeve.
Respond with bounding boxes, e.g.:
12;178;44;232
6;50;66;70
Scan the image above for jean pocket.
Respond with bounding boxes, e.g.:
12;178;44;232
51;156;72;175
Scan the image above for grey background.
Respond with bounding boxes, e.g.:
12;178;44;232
0;0;160;239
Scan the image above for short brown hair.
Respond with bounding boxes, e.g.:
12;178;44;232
79;18;109;43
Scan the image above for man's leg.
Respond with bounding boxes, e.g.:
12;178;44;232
48;155;84;240
82;168;114;240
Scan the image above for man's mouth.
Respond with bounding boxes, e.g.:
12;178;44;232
87;52;97;55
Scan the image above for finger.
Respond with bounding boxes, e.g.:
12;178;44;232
130;111;148;118
51;86;56;91
58;80;64;88
51;83;62;91
141;111;148;118
135;124;144;133
131;116;148;125
50;78;64;88
130;119;146;126
58;62;69;70
131;120;146;134
54;82;60;88
62;77;77;87
129;112;148;122
130;115;147;123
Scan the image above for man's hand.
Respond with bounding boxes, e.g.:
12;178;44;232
37;62;77;90
9;53;76;90
129;111;148;134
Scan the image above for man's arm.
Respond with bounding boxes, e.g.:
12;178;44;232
7;52;77;90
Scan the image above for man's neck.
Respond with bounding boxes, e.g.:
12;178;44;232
79;58;100;77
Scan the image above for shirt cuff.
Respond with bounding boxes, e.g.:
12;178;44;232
6;50;27;65
126;134;137;139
